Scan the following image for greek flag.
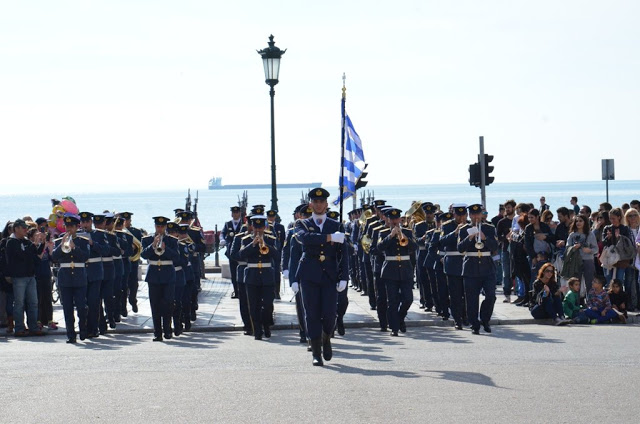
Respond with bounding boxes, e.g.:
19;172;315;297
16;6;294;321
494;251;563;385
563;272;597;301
334;114;365;205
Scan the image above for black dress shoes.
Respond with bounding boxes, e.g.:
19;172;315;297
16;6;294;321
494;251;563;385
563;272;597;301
153;336;163;342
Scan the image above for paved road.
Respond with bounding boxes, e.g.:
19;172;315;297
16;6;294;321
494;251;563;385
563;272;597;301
2;324;639;423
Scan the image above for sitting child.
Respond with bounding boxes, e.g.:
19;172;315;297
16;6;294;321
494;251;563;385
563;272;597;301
563;277;588;324
608;279;628;323
584;275;618;324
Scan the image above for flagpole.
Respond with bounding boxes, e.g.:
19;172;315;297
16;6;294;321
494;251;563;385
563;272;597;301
339;73;346;222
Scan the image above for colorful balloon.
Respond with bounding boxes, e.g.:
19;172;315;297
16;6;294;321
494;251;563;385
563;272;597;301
60;199;79;215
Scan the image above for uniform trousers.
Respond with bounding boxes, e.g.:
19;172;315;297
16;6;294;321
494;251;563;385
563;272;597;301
416;259;434;309
86;280;101;334
148;283;174;337
60;285;87;339
128;264;139;307
464;274;497;329
173;284;184;331
374;274;389;329
229;259;239;295
365;256;376;308
100;276;115;325
294;291;307;338
113;259;124;318
337;289;349;323
237;281;252;332
181;280;193;328
384;278;413;332
246;284;275;336
300;279;337;339
430;267;448;317
446;274;465;324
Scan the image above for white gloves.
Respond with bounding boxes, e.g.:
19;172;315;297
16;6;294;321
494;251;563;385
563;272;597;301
337;280;347;292
282;269;289;279
330;232;345;244
219;239;227;247
291;282;299;294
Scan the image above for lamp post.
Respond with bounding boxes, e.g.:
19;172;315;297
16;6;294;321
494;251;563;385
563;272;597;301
257;34;286;213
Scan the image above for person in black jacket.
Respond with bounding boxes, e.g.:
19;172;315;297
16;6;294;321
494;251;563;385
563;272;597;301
524;209;556;268
5;219;46;336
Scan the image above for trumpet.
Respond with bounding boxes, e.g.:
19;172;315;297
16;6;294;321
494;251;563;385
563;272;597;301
396;224;409;247
256;233;269;255
154;234;165;256
61;233;73;254
474;222;484;249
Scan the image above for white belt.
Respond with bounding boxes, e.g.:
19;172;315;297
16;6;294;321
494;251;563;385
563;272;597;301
385;255;411;261
87;257;102;263
237;261;248;266
148;260;174;266
175;266;183;271
247;263;271;269
114;256;123;260
445;251;463;256
102;257;113;262
60;262;85;268
418;246;426;251
437;251;445;256
465;252;492;257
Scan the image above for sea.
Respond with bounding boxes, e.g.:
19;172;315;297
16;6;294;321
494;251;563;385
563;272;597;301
1;180;638;238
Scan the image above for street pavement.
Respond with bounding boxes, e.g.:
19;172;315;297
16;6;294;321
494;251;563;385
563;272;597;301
2;322;639;423
11;272;638;337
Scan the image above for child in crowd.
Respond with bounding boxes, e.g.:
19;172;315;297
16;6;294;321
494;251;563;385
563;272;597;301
563;277;588;324
585;275;618;324
608;279;628;323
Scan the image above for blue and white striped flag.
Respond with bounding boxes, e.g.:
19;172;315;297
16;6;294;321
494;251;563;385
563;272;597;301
334;114;365;205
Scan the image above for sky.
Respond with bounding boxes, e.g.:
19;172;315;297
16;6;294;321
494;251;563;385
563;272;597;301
0;0;638;195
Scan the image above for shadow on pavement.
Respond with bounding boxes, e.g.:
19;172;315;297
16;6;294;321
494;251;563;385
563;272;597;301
490;326;565;344
423;370;510;389
326;363;420;378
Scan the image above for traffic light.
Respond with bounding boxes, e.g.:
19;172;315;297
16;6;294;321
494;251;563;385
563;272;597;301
480;154;494;185
468;163;481;187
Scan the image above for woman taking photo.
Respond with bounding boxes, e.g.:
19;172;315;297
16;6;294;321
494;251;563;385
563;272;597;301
530;263;568;325
566;214;598;293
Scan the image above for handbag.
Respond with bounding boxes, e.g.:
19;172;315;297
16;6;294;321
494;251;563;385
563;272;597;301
599;245;620;270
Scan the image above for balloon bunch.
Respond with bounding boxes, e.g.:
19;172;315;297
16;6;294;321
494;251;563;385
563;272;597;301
48;196;79;233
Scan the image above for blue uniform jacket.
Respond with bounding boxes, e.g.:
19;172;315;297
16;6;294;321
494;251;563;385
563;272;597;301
440;220;467;276
378;227;418;281
281;226;295;272
141;233;179;285
84;230;110;283
457;223;499;277
230;231;248;283
222;220;243;258
239;233;277;286
52;235;90;287
289;217;349;284
369;224;387;275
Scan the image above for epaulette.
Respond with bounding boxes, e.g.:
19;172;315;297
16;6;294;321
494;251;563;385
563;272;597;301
75;236;90;242
94;228;106;233
54;236;64;243
379;228;391;233
189;225;201;231
372;225;384;232
166;234;179;240
234;231;246;238
242;234;252;240
443;219;454;226
142;235;153;240
264;229;273;234
265;234;276;240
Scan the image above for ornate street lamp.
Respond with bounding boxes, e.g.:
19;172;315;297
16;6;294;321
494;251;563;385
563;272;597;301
257;34;286;212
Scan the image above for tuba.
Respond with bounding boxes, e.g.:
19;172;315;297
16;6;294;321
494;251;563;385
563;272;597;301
405;201;426;228
126;229;143;262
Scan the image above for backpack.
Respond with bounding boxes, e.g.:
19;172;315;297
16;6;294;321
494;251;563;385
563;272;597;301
561;245;583;278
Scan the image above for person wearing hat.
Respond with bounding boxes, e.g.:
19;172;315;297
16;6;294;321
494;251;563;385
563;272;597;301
360;200;387;310
238;216;278;340
33;217;55;330
5;218;47;337
229;214;254;335
221;206;244;299
369;207;392;331
178;210;206;322
141;216;180;341
327;210;349;336
177;224;196;332
282;205;312;344
413;203;438;313
457;204;499;334
427;212;451;321
104;214;126;326
92;214;116;334
167;222;188;336
376;208;417;336
266;210;285;300
440;204;470;330
52;214;91;343
289;188;349;366
114;217;134;320
79;212;109;338
120;212;143;313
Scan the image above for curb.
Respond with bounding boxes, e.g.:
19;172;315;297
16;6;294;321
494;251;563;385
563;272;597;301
2;315;637;337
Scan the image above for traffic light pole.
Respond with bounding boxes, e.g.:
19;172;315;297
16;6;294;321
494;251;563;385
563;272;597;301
479;136;486;209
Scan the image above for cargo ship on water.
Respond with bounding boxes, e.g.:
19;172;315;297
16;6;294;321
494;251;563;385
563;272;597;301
208;177;321;190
